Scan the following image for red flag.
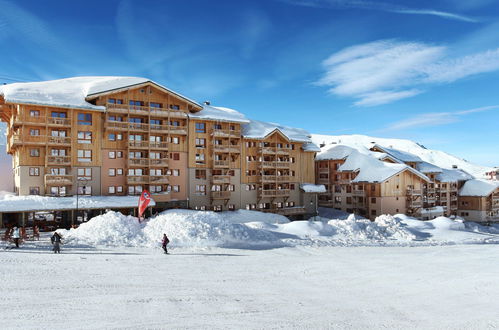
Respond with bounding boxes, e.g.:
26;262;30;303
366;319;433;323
138;190;151;218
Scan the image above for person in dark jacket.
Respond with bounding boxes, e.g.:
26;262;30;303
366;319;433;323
51;232;63;254
162;234;170;254
11;227;21;248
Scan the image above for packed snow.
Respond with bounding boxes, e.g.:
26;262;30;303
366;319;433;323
2;209;499;329
312;133;493;177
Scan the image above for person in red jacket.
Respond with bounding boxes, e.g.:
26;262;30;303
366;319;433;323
162;233;170;254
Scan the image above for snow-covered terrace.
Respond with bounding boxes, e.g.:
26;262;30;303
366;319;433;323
0;194;153;213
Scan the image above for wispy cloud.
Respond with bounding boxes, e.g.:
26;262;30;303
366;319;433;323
385;105;499;130
279;0;478;22
316;39;499;106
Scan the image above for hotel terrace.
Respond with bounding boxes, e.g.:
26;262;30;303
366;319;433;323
0;77;322;228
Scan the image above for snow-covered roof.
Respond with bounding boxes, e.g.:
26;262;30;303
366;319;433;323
436;168;474;183
338;149;430;183
302;143;321;152
0;76;201;110
459;179;499;197
371;152;403;164
0;194;156;213
188;105;250;123
316;145;357;161
371;144;423;163
416;161;443;174
242;120;312;143
300;184;326;193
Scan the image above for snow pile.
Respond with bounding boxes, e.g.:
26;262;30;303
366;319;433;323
64;211;144;247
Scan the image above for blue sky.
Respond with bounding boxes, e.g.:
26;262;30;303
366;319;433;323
1;0;498;166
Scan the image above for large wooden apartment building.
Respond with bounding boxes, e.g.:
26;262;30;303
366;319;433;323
0;77;321;225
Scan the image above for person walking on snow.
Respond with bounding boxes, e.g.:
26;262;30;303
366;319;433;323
162;233;170;254
51;232;63;254
11;226;20;248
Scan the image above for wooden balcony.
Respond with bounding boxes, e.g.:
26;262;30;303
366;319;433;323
149;141;169;150
106;103;188;118
262;207;307;216
128;123;149;132
318;168;329;174
212;175;231;184
167;125;188;135
149;158;169;167
127;176;149;184
211;191;232;199
213;144;241;153
407;188;422;195
47;136;71;145
46;156;71;165
149;176;169;184
425;188;436;193
128;158;149;167
213;160;230;168
318;177;329;184
12;115;46;126
211;129;241;138
259;161;290;169
259;189;290;197
352;190;365;196
128;141;150;149
407;200;422;208
10;134;46;146
47;117;71;127
105;121;129;131
450;195;458;201
44;174;73;186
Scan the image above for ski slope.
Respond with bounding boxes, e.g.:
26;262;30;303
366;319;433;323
311;133;493;178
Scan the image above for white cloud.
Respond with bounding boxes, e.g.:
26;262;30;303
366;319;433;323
386;105;499;130
317;39;499;106
279;0;478;22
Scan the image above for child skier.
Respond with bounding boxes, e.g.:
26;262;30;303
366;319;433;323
162;233;170;254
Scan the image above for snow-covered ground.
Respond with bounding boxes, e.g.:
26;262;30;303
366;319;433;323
1;209;499;329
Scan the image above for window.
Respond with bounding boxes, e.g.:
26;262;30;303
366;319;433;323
117;151;123;158
117;186;123;193
108;186;116;194
171;137;179;144
195;122;205;133
195;153;205;164
117;168;123;175
109;168;116;176
30;149;40;157
195;170;206;179
170;104;180;110
77;168;92;180
195;185;206;195
51;111;66;118
77;186;91;195
77;150;92;162
173;169;180;176
78;113;92;125
29;187;40;195
30;129;40;136
228;185;235;192
78;131;92;144
371;210;377;216
30;110;40;117
51;149;66;156
29;167;39;176
109;151;116;159
173;185;180;192
150;185;162;193
150;169;162;176
51;130;66;137
50;186;67;196
108;98;123;104
195;138;205;148
109;134;116;141
290;184;295;190
150;102;162;108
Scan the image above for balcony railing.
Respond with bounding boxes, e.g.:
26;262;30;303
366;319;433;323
260;161;290;168
106;103;188;118
149;176;169;184
211;191;232;199
128;158;149;166
46;156;71;165
149;141;169;149
150;158;169;167
259;189;290;197
318;168;329;174
48;136;71;145
407;188;422;195
352;190;365;196
211;128;241;138
213;160;230;168
44;174;73;186
127;176;149;184
47;117;71;126
407;200;423;208
212;175;231;184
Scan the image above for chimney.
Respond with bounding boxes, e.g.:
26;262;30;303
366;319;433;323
203;101;211;106
320;143;325;148
452;165;458;169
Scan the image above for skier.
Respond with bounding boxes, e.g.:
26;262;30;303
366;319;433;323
162;233;170;254
11;226;20;248
51;232;63;254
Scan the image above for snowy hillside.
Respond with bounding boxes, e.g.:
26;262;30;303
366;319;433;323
311;134;493;178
